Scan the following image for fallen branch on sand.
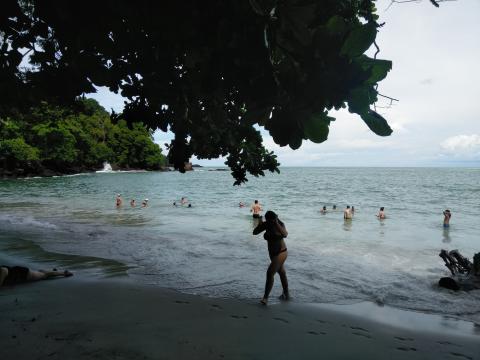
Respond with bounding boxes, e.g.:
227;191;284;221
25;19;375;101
438;249;480;291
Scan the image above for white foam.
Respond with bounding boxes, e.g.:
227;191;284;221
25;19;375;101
96;162;113;173
0;214;57;229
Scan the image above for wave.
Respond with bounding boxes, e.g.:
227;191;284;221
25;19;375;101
95;170;148;174
0;214;58;229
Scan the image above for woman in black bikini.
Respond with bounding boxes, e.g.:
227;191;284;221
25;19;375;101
253;210;289;305
0;265;73;287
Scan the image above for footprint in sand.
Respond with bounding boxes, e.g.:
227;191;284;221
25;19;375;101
210;304;223;310
350;326;369;332
394;336;414;342
396;347;417;352
437;341;461;347
352;332;372;339
307;330;326;336
273;317;289;324
316;319;330;324
174;300;190;304
230;315;248;319
349;326;371;339
449;352;473;360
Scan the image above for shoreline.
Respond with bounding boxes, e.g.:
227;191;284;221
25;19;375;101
1;277;479;360
1;231;480;329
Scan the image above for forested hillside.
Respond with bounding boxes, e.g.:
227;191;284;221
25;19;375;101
0;99;167;177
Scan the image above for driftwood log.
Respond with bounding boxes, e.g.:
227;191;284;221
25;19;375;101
438;249;480;291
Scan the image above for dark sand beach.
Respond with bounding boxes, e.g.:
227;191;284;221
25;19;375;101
1;277;479;360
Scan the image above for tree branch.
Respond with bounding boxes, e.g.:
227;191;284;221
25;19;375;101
385;0;457;11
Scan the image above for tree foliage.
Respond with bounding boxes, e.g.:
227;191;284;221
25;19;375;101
0;99;167;175
0;0;442;183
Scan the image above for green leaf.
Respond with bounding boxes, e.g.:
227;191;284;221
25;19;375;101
242;106;272;125
340;23;377;58
360;110;393;136
367;59;392;84
325;15;347;36
303;112;333;143
289;136;302;150
347;87;373;114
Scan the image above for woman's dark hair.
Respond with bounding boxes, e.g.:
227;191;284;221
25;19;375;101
380;207;384;211
265;210;277;221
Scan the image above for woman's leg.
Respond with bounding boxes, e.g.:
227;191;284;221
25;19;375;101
277;264;289;300
262;251;288;304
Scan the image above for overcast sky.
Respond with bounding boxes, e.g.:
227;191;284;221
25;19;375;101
89;0;480;167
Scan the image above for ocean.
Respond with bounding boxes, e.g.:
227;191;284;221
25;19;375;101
1;167;479;322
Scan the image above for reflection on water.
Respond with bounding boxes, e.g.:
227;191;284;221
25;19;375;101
343;219;353;231
442;228;451;243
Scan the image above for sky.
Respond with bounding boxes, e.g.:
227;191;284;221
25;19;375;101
88;0;480;167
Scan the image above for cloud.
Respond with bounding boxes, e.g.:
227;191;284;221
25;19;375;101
389;121;408;133
420;78;433;85
440;134;480;154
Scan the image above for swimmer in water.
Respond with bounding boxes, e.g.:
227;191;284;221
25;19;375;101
320;206;327;214
443;209;451;228
250;200;262;219
130;199;136;207
181;197;188;205
344;205;352;220
116;194;122;207
142;199;149;207
377;207;386;219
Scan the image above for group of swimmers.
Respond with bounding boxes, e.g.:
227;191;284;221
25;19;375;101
173;197;192;207
321;204;382;220
116;194;148;208
249;200;452;227
117;194;196;208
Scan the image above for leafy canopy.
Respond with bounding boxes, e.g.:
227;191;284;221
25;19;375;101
1;0;397;184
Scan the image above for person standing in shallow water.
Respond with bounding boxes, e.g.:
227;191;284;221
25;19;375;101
377;207;386;219
344;205;352;220
250;200;262;219
443;209;451;228
253;210;289;305
116;194;122;207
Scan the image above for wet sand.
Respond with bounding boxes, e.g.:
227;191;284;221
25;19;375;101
1;277;479;360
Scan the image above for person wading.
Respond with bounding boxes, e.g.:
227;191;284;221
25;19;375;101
253;210;289;305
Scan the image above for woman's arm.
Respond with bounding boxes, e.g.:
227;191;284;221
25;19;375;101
253;222;266;235
275;220;288;237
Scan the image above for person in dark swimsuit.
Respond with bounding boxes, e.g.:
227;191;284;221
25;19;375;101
0;266;73;287
253;210;289;305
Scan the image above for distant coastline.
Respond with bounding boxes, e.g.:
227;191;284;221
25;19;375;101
0;165;172;179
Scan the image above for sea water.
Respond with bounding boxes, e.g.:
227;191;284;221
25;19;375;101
1;167;479;322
